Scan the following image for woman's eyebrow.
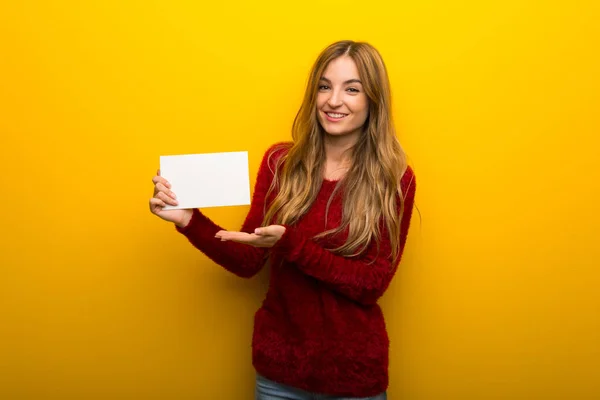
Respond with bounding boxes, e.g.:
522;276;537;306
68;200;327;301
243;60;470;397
319;77;363;85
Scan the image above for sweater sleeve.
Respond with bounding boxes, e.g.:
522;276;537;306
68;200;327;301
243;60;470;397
273;167;416;305
175;143;289;278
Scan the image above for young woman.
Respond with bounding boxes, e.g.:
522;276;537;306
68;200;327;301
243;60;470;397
150;40;416;400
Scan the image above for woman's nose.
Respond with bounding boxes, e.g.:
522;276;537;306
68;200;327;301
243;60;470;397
327;90;343;108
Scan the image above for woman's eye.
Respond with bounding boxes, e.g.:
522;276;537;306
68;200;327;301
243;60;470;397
318;85;330;90
347;87;359;93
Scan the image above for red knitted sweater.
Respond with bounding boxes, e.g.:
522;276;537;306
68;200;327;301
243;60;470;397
176;142;416;397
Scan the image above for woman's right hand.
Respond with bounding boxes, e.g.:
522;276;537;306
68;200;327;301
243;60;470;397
149;170;193;228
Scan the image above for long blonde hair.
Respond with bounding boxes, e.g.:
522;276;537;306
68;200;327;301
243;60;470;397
263;40;409;261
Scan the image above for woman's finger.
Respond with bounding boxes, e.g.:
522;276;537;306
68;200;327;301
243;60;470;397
152;175;171;189
255;225;286;237
154;182;177;199
149;197;166;211
219;231;254;242
214;230;280;247
156;191;178;206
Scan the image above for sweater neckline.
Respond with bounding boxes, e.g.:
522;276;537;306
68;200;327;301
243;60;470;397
322;178;341;185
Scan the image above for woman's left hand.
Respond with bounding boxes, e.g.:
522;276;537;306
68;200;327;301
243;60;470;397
215;225;286;248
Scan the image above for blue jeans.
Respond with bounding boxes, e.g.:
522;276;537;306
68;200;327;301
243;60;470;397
255;374;387;400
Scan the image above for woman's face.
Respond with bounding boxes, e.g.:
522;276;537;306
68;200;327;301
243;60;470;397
316;56;369;141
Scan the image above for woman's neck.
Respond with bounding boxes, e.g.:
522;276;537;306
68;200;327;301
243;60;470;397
323;132;358;180
323;132;358;163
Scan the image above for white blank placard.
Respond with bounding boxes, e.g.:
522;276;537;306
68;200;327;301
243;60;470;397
159;151;251;210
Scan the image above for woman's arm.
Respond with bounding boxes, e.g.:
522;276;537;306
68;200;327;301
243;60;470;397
274;168;416;304
175;143;289;278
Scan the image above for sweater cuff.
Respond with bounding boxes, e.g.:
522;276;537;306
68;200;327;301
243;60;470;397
175;208;205;235
271;225;305;261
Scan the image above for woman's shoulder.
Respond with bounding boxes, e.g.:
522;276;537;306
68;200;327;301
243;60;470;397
265;141;293;155
400;165;416;195
260;141;293;166
402;165;415;181
256;142;293;176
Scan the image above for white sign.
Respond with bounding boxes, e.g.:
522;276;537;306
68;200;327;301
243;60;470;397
159;151;251;210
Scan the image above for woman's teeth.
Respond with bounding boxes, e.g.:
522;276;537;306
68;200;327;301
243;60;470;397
327;113;347;118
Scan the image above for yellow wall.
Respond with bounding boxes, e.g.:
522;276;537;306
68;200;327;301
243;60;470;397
1;1;599;399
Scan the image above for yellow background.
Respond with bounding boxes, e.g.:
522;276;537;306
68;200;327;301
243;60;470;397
1;1;599;399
